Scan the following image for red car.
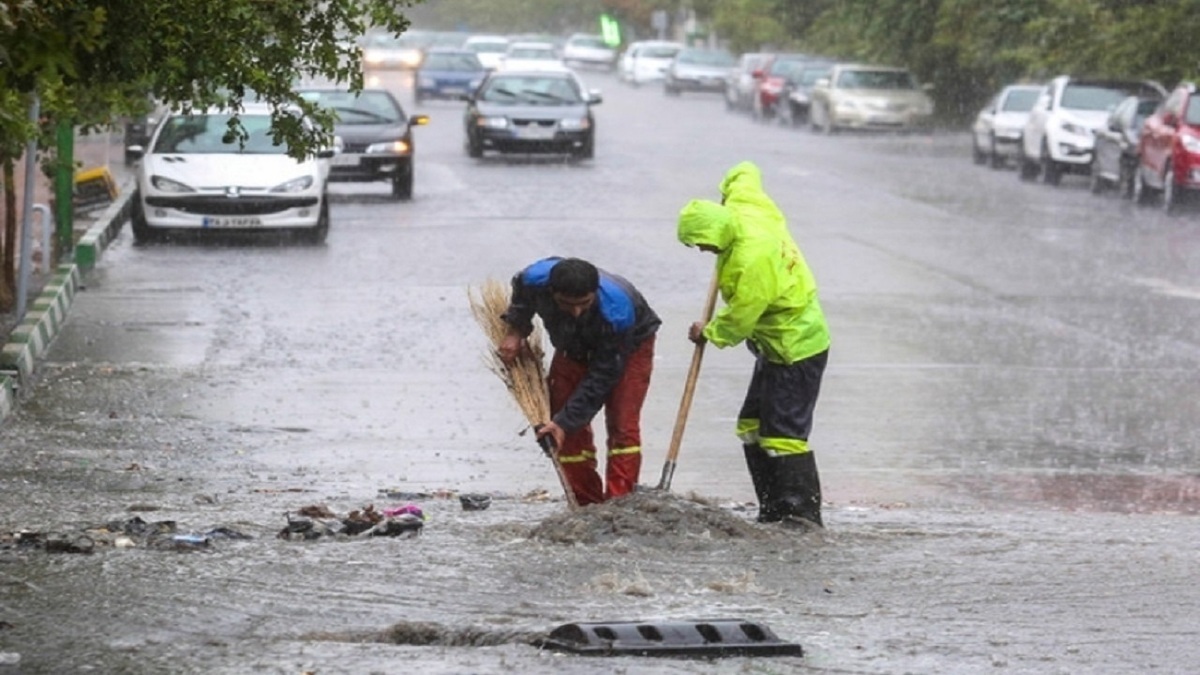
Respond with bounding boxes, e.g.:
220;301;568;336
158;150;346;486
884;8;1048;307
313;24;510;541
1134;82;1200;212
751;53;813;121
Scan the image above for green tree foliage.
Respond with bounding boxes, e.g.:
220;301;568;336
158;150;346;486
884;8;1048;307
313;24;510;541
0;0;420;159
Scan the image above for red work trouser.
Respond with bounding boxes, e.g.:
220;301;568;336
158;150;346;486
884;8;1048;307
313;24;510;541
548;336;655;506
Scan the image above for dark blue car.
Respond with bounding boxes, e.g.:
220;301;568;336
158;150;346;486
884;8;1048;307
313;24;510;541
415;48;487;103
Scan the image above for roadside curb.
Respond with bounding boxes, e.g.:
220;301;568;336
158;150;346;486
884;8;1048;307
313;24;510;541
1;183;133;427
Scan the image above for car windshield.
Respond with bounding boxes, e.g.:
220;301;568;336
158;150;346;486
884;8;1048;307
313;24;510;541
298;90;404;125
153;114;290;155
678;49;735;66
480;76;581;104
838;69;916;89
1060;84;1146;111
508;47;555;60
467;42;507;54
571;36;608;49
1186;94;1200;125
1002;89;1040;111
422;52;482;71
641;46;680;59
795;66;831;85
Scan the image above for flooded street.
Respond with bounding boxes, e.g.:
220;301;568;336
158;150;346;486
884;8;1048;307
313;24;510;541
2;67;1199;674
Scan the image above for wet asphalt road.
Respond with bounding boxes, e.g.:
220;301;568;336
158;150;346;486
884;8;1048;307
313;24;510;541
2;67;1199;673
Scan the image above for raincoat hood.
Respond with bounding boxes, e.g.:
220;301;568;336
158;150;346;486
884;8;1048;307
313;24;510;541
677;199;734;250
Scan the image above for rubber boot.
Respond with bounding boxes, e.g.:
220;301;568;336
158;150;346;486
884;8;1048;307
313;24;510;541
743;444;781;523
771;452;823;528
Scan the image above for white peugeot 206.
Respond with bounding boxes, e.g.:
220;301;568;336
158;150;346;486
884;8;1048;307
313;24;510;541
126;103;334;244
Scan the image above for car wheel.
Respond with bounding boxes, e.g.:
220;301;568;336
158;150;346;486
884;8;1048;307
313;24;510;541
972;137;987;165
467;132;483;159
392;162;413;200
129;193;158;244
1017;148;1038;181
1119;162;1135;199
1040;143;1062;186
305;196;330;244
1162;164;1177;214
1132;167;1153;205
988;137;1004;169
573;134;595;160
1088;159;1105;194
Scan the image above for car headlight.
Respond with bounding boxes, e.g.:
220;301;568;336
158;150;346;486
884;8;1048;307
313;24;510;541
150;176;194;193
366;140;411;154
1060;121;1089;136
270;176;314;193
559;118;590;130
364;53;384;65
1181;134;1200;154
477;116;509;129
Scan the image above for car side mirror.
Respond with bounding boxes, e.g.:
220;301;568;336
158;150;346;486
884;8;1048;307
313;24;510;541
316;147;335;159
126;145;145;160
588;90;603;104
410;114;430;127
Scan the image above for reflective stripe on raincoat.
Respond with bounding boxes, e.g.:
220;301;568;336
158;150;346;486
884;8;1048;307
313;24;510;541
676;161;830;365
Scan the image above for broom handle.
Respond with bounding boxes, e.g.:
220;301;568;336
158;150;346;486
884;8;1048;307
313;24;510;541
657;268;720;491
537;429;580;510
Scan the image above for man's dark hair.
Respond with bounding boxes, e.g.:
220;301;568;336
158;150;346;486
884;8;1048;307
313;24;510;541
549;258;599;297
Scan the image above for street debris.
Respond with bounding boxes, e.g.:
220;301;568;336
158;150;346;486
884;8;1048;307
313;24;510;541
276;503;425;541
0;516;251;554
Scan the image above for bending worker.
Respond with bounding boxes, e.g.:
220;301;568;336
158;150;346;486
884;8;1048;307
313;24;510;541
499;257;661;506
676;161;831;527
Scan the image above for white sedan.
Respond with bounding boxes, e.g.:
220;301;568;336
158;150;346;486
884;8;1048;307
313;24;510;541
971;84;1042;168
126;103;333;244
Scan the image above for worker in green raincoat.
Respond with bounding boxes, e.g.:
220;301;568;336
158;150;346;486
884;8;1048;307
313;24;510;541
677;161;831;527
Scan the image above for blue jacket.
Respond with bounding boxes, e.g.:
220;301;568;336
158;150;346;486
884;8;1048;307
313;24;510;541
503;257;660;431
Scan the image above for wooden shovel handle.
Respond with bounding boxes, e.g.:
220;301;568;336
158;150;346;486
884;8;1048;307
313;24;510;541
663;269;720;465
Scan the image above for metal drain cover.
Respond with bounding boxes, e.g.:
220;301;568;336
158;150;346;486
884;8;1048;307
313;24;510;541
536;618;804;657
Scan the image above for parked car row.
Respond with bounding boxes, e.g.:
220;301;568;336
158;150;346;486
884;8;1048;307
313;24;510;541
972;76;1200;213
723;52;935;133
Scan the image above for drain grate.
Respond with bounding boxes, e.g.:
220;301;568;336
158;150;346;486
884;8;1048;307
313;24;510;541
535;618;804;657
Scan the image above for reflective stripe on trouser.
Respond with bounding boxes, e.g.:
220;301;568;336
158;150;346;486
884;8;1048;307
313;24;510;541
735;349;828;457
549;336;655;505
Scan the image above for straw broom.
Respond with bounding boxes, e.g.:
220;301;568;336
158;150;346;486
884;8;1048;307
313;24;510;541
468;279;579;509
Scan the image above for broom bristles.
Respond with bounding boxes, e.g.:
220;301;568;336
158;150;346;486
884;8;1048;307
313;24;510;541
468;279;551;426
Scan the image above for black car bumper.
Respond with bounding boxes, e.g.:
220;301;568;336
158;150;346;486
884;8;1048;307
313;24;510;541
478;129;591;154
327;154;411;182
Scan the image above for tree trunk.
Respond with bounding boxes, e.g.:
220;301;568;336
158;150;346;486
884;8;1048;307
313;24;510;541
0;156;16;311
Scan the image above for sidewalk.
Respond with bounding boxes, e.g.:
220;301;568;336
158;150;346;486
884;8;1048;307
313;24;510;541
0;130;128;341
1;130;133;423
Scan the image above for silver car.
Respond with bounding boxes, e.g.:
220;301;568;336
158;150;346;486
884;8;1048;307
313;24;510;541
663;47;735;96
809;63;935;133
971;84;1042;168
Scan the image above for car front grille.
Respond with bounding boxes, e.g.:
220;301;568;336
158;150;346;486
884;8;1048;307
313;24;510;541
145;195;318;215
511;119;558;129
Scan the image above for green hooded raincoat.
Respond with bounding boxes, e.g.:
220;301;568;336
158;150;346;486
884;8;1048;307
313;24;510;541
677;161;830;365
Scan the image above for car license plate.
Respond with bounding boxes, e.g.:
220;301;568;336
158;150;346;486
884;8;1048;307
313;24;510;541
332;152;361;167
442;87;465;96
518;125;555;140
202;216;263;228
